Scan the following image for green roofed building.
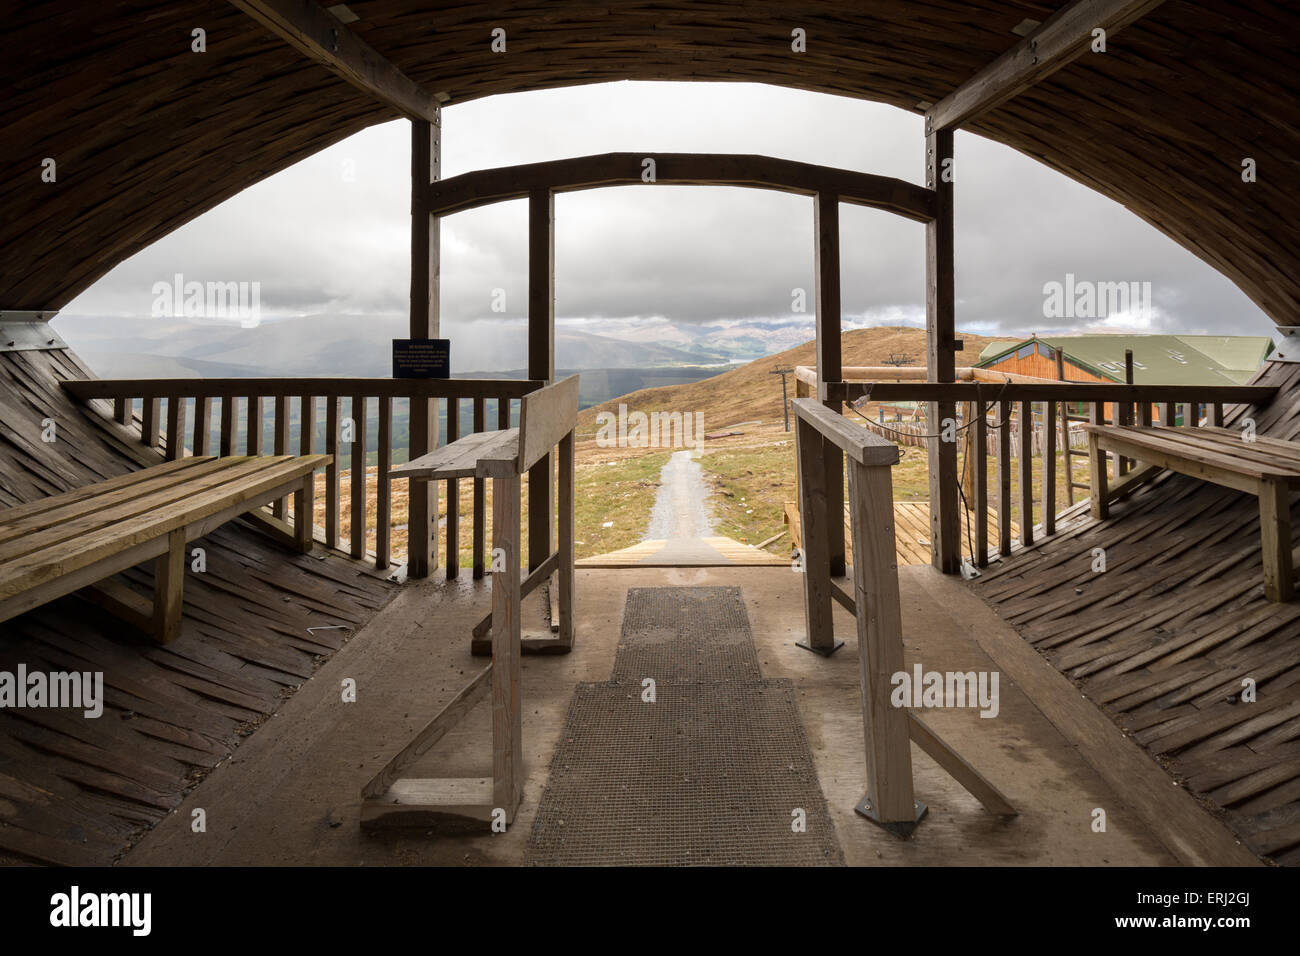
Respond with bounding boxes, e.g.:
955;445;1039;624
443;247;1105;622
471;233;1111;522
975;334;1274;386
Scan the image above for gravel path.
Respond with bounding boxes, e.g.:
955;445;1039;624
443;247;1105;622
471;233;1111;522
644;450;715;540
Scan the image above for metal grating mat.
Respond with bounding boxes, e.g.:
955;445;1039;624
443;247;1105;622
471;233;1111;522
611;586;761;683
525;587;844;866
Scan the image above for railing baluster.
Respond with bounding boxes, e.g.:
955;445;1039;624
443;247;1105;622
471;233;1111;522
1044;398;1057;536
498;395;510;430
247;396;264;454
142;397;161;450
473;396;486;578
1018;400;1033;546
997;400;1012;557
220;397;236;456
273;395;289;518
973;399;988;567
350;394;367;560
1090;401;1109;518
300;395;316;454
1139;401;1153;428
1160;401;1174;426
1212;402;1224;427
193;396;212;456
446;397;460;578
113;396;131;426
165;396;187;461
325;396;340;550
376;396;392;570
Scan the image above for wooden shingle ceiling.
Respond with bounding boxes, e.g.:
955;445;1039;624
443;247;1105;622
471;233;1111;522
1;1;1297;323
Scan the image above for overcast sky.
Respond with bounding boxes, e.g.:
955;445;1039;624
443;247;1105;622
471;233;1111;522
61;81;1274;362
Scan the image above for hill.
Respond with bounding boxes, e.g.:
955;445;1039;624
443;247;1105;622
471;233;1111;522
577;326;1016;433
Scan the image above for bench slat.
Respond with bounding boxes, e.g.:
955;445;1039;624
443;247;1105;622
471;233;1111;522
1087;426;1300;483
0;457;287;565
0;457;210;528
392;429;519;481
0;456;328;601
0;457;243;546
1116;427;1300;477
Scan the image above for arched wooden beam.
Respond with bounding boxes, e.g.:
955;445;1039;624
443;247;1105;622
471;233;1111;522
424;153;937;223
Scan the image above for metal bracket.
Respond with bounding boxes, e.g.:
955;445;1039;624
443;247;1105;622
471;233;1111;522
856;795;929;839
0;312;65;352
796;638;845;657
1269;327;1300;364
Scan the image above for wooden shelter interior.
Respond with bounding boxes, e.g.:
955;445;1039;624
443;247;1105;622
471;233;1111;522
1;1;1297;867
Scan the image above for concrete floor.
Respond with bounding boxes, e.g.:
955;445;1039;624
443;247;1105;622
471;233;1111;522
123;565;1252;866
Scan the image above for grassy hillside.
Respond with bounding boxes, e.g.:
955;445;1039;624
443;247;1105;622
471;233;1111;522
576;326;1014;435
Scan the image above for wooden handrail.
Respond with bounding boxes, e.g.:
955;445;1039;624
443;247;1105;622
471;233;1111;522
824;381;1276;404
790;398;899;466
62;377;543;401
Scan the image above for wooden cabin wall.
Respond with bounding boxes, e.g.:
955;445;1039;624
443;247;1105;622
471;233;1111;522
0;346;140;508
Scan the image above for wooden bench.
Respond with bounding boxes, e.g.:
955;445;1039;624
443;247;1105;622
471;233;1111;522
0;454;329;643
1087;424;1300;601
361;375;578;830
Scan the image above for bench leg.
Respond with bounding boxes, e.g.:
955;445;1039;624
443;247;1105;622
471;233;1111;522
293;475;314;553
1088;432;1109;520
491;474;523;822
1260;478;1294;602
153;528;186;644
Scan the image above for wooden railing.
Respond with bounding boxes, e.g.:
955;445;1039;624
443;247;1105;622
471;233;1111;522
62;377;544;578
790;397;1015;834
792;368;1277;570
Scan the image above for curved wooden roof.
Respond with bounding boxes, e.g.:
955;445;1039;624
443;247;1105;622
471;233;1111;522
2;1;1297;323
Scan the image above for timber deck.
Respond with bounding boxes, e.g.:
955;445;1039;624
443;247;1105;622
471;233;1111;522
0;348;399;865
968;361;1300;865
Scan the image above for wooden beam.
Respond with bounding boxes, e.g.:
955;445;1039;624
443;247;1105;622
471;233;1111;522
926;127;960;573
815;192;846;578
426;153;937;222
927;0;1168;131
408;116;440;578
528;188;556;572
228;0;440;122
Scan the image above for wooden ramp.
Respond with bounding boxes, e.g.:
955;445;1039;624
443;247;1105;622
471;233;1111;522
785;500;1018;568
578;536;789;568
967;359;1300;866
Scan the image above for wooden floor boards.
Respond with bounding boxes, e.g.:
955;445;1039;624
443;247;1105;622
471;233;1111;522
970;360;1300;865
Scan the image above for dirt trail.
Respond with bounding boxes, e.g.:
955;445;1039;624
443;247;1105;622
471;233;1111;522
644;450;714;539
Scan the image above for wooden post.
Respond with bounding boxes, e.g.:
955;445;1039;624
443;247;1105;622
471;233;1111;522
166;396;187;461
446;397;460;578
557;430;575;648
1259;477;1294;602
219;397;236;457
1055;350;1073;507
795;414;839;655
350;395;367;560
491;474;523;821
528;187;556;573
1160;401;1174;427
273;395;289;518
1090;402;1109;519
1044;398;1057;536
408;114;441;579
997;399;1012;556
847;459;920;831
246;396;263;455
925;124;959;573
1018;401;1033;546
293;475;314;553
142;397;161;451
324;396;340;550
376;396;392;570
1118;349;1134;475
973;400;988;566
192;397;212;457
153;528;186;644
300;395;316;454
113;396;131;426
815;191;846;578
473;396;487;578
